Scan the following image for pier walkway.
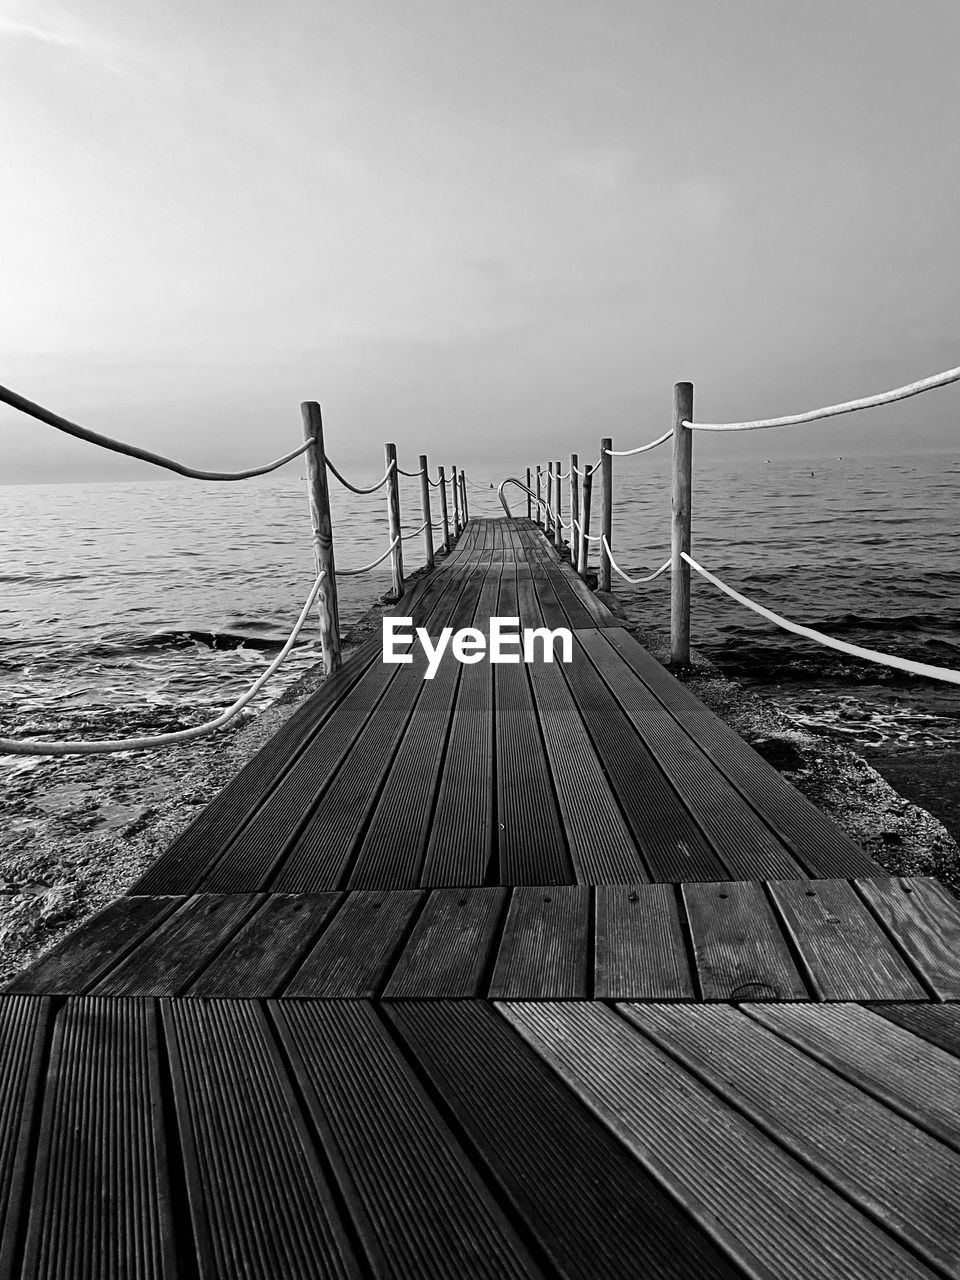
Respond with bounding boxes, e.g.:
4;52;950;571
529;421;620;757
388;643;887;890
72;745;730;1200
4;517;960;1280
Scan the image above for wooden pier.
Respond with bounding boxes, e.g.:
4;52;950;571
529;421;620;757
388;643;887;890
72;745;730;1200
4;517;960;1280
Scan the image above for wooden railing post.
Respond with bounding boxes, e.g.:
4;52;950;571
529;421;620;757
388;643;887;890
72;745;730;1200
437;464;451;552
460;472;469;523
385;442;404;598
535;465;543;526
671;383;694;666
418;453;434;570
301;401;341;673
526;467;532;520
546;461;554;539
577;460;593;577
599;437;613;592
451;465;462;534
553;459;563;551
569;454;579;568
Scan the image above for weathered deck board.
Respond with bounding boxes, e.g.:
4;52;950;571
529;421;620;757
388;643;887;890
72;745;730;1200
488;886;590;999
382;887;507;998
385;1001;745;1280
855;876;960;999
272;1000;541;1278
621;1002;960;1275
594;883;694;999
501;1001;939;1280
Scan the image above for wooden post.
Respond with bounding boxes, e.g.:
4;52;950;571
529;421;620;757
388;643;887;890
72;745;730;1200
553;459;563;551
671;382;694;666
577;460;593;577
546;462;554;538
451;465;461;534
301;401;341;673
526;467;532;520
535;466;543;526
418;453;434;570
460;472;469;523
569;454;579;568
437;464;451;552
599;437;613;592
385;442;404;598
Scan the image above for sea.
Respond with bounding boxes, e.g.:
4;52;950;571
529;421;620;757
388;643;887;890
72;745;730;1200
2;452;959;837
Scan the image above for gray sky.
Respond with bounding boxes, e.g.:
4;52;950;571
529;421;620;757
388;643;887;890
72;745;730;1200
2;0;959;482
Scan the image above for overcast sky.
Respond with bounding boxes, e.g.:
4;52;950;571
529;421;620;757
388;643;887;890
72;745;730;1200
2;0;959;482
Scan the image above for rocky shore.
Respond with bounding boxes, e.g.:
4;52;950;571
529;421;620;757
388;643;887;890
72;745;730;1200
1;573;957;985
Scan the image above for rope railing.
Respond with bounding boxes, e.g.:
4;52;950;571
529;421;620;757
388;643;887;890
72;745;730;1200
337;537;400;575
0;571;327;756
0;382;312;480
683;553;960;685
325;455;396;494
604;429;673;457
603;537;671;585
521;357;960;669
682;364;960;432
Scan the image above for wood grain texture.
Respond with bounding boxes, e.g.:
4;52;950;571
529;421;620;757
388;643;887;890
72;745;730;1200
489;886;589;998
382;888;507;998
594;884;694;999
283;890;423;997
682;880;808;1000
621;1001;960;1275
855;876;960;999
768;878;925;1000
500;1001;934;1280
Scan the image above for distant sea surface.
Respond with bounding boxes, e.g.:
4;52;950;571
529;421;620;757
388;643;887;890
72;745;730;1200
2;453;958;832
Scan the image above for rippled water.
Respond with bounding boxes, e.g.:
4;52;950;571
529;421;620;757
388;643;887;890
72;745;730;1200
603;449;960;755
3;451;958;774
0;472;506;770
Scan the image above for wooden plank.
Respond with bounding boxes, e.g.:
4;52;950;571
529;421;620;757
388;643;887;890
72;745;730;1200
271;1000;541;1279
577;630;803;880
495;659;571;885
855;876;960;999
420;656;494;886
163;999;360;1279
283;890;423;997
489;887;589;998
90;893;262;996
745;1003;960;1153
594;884;694;999
559;637;724;881
621;1001;960;1276
269;649;431;892
0;996;51;1280
542;571;602;630
768;879;926;1000
527;657;647;882
130;635;383;895
348;649;462;889
382;888;507;998
22;998;176;1280
385;1000;744;1280
4;895;182;994
516;570;547;630
682;880;808;1000
601;628;879;877
185;893;341;997
194;656;403;893
500;1001;937;1280
530;571;571;630
868;1004;960;1056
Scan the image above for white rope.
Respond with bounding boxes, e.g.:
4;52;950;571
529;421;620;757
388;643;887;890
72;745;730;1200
325;456;396;494
603;537;671;584
683;553;960;685
555;468;571;481
683;364;960;432
570;518;603;542
0;382;311;480
0;573;327;756
605;429;673;457
401;520;430;540
338;537;400;575
397;465;426;477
